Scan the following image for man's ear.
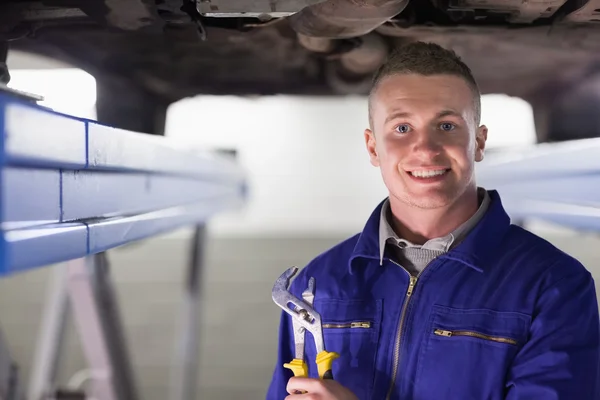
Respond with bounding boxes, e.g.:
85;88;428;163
474;124;488;162
365;128;380;167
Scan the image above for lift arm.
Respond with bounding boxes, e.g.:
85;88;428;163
0;89;247;400
0;91;247;276
477;139;600;232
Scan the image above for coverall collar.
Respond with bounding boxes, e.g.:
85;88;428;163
349;189;511;273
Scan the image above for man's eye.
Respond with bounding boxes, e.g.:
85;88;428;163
395;124;410;133
440;122;455;131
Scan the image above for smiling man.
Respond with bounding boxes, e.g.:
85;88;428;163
267;42;600;400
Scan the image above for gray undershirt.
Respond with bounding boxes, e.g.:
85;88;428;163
378;188;490;276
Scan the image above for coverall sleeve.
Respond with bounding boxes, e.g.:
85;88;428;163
265;309;295;399
505;264;600;399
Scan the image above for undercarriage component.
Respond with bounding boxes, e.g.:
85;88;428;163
297;34;336;53
4;0;600;104
198;0;326;19
526;66;600;143
297;30;389;94
324;60;374;94
543;76;600;142
322;33;389;94
288;0;401;93
337;33;388;75
78;0;163;31
0;42;9;84
439;0;568;24
289;0;410;38
563;0;600;23
18;4;86;22
96;77;169;136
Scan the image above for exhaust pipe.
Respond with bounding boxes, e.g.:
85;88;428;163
290;0;408;94
323;33;389;94
289;0;410;39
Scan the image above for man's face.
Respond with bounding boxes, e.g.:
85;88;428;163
365;73;487;210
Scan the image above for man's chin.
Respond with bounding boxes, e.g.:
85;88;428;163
399;188;458;210
408;196;454;210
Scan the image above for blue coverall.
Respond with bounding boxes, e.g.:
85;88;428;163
267;190;600;399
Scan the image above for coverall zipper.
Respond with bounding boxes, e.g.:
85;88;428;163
323;321;372;329
385;259;436;400
433;329;518;345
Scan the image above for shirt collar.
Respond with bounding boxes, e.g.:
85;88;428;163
349;189;511;274
378;188;491;265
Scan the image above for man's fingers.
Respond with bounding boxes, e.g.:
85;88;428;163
285;393;320;400
285;377;359;400
286;377;324;395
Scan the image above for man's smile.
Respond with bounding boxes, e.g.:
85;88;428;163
405;167;451;181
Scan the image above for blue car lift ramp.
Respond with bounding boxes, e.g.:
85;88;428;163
477;138;600;232
0;87;247;400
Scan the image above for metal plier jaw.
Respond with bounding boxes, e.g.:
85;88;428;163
272;266;340;381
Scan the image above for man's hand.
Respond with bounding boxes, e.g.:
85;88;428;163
285;377;359;400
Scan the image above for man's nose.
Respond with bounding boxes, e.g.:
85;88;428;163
412;130;442;155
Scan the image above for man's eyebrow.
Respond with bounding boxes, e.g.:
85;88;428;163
384;109;466;125
436;109;464;119
384;111;412;125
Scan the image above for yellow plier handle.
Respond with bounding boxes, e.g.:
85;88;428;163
284;350;340;380
284;358;308;378
284;351;339;394
316;350;339;380
284;359;309;394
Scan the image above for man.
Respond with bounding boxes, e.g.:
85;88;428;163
266;41;600;399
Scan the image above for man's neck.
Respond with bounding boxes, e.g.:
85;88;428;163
388;187;480;245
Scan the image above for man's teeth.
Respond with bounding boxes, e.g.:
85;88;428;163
410;169;447;178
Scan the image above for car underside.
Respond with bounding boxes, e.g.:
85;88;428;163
1;0;600;142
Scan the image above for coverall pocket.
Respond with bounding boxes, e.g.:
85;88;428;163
311;298;383;400
414;305;530;399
